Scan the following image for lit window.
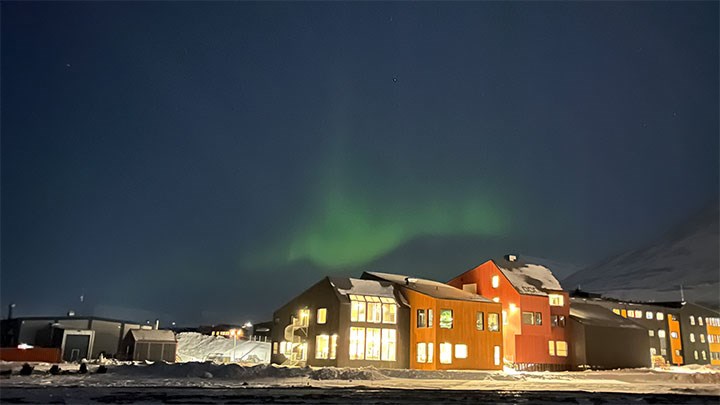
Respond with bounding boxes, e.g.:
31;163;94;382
700;334;705;343
365;328;381;360
699;317;704;326
548;294;564;307
556;341;568;357
656;312;664;321
649;330;655;337
273;342;278;354
488;313;500;332
417;309;427;328
658;329;666;339
351;301;366;322
476;312;484;331
463;283;477;293
315;335;329;359
548;340;555;356
612;308;621;315
492;275;500;288
428;343;434;363
635;311;642;319
317;308;327;324
502;310;508;325
522;312;535;325
381;329;396;361
694;350;699;360
279;341;286;355
702;351;706;360
690;316;695;326
439;343;452;364
455;344;468;359
428;309;433;328
559;315;566;327
439;309;453;329
299;309;310;327
492;297;500;303
417;343;427;363
646;311;653;320
628;310;635;318
382;303;397;324
330;334;337;359
367;302;382;323
551;315;566;328
349;327;365;360
689;333;695;342
650;347;657;356
535;312;542;325
494;346;501;366
671;331;679;339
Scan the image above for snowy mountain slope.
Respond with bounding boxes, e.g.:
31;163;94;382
563;203;719;308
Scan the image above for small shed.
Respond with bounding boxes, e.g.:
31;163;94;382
120;329;177;362
569;302;650;370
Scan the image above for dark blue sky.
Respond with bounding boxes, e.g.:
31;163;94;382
2;2;717;325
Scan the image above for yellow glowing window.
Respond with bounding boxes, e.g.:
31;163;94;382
349;327;365;360
427;342;434;363
492;275;499;288
380;297;395;304
299;309;310;327
317;308;327;324
330;334;337;359
646;311;653;319
439;309;453;329
381;329;396;361
455;344;468;359
494;346;501;366
690;316;696;326
417;343;427;363
488;313;500;332
556;341;568;357
365;328;381;360
272;342;278;354
621;309;627;318
367;302;382;323
315;335;329;359
382;303;397;324
612;308;620;315
502;310;508;325
656;312;664;321
439;343;452;364
548;340;555;356
548;294;564;307
700;334;705;343
351;301;366;322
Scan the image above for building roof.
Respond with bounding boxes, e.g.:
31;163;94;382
328;277;396;298
569;302;645;329
362;271;492;302
5;315;141;325
128;329;177;342
492;256;563;296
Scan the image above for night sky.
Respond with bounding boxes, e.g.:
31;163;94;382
2;2;718;325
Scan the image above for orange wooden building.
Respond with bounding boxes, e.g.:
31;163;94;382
363;271;504;370
447;255;570;370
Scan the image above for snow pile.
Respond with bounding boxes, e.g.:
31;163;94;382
176;332;270;364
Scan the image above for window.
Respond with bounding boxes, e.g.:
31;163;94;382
488;313;500;332
650;347;657;356
439;343;452;364
279;341;286;355
317;308;327;324
502;310;508;325
548;294;564;307
699;317;704;326
476;312;485;330
381;329;396;361
522;312;535;325
656;312;664;321
417;343;427;363
646;311;654;320
417;309;427;328
649;330;655;337
621;309;627;318
273;342;278;354
463;283;477;294
558;315;566;327
428;309;433;328
315;335;329;359
494;346;501;366
700;334;706;343
330;334;337;360
628;310;635;318
689;333;695;342
671;314;678;321
492;275;500;288
351;300;366;322
455;344;468;359
548;340;555;356
658;329;666;339
556;341;568;357
299;309;310;327
493;297;500;303
694;350;699;360
349;327;365;360
427;343;434;363
702;351;707;360
634;311;642;319
367;301;382;323
365;328;381;360
690;316;695;326
439;309;453;329
612;308;621;315
551;315;558;327
671;331;679;339
382;303;397;324
535;312;543;325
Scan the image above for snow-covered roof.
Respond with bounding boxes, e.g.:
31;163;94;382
363;271;492;302
328;277;396;298
128;329;177;342
570;302;645;329
493;256;563;296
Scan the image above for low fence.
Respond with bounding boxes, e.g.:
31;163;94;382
0;348;61;363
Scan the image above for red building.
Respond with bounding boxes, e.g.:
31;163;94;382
448;255;570;370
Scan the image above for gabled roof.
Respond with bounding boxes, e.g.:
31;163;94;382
328;277;396;299
363;271;492;302
570;301;645;329
128;329;176;342
491;256;563;296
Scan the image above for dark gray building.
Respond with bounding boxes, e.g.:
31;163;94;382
119;329;177;362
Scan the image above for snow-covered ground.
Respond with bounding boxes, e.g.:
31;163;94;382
176;332;271;363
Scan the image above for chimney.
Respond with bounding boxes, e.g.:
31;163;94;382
154;319;160;330
7;303;15;319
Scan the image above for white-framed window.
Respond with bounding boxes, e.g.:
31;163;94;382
656;312;664;321
690;316;695;326
700;334;706;343
649;330;655;337
522;312;535;325
417;309;427;328
488;313;500;332
417;343;427;363
476;312;484;330
463;283;477;294
699;317;704;326
317;308;327;324
349;327;365;360
548;340;555;356
455;344;468;359
428;309;433;328
299;309;310;327
365;328;381;360
689;333;695;342
694;350;699;360
330;334;337;359
427;342;434;363
315;335;330;359
382;303;397;324
367;301;382;323
381;329;396;361
628;310;635;318
556;341;568;357
439;343;452;364
494;346;501;366
351;299;366;322
646;311;653;320
548;294;564;307
491;275;500;288
658;329;666;339
702;351;707;360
